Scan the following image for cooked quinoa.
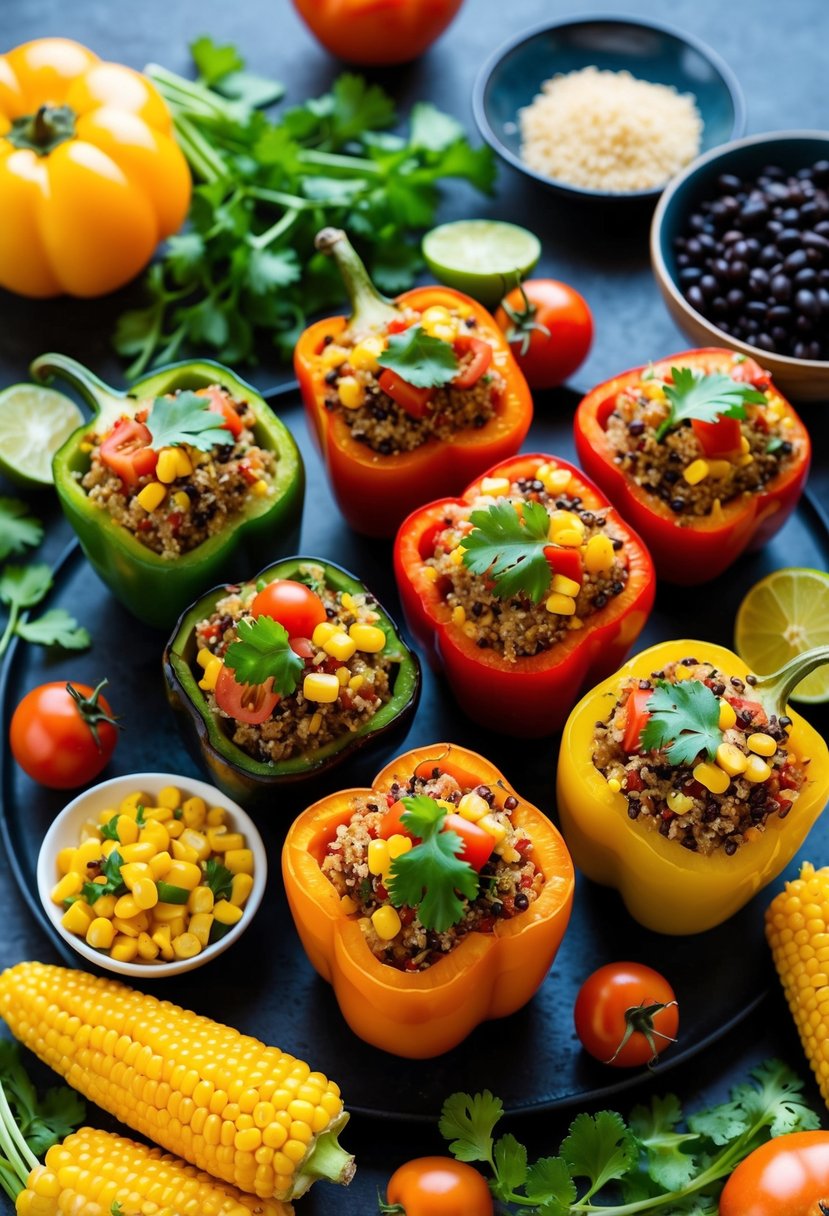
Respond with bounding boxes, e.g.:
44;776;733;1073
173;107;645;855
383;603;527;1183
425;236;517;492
318;305;503;454
425;462;630;661
604;364;802;520
593;657;809;855
321;766;543;970
81;386;276;558
195;566;394;763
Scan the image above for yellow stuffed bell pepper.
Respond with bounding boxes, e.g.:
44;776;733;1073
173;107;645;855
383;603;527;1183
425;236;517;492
557;639;829;935
0;38;190;297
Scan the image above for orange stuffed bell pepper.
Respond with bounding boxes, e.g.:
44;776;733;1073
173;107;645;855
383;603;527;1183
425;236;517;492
282;743;574;1058
556;639;829;935
573;349;810;585
294;228;532;537
0;38;190;297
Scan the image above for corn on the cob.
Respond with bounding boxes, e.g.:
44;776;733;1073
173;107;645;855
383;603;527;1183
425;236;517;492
0;963;354;1203
767;861;829;1108
17;1127;293;1216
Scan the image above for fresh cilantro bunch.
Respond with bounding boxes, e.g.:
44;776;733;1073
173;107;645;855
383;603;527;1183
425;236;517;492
462;500;554;603
386;795;479;932
114;37;495;376
439;1060;820;1214
0;1041;84;1163
656;368;767;441
640;680;722;766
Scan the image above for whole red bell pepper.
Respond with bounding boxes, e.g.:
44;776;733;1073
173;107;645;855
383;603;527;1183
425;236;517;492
393;453;655;737
573;348;811;585
294;228;532;537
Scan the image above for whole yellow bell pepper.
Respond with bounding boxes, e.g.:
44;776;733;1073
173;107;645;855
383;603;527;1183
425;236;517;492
556;639;829;935
0;38;190;297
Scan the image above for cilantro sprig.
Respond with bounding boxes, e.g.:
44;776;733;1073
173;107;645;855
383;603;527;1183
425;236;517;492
376;326;458;388
0;560;89;660
386;796;479;932
223;616;304;695
81;850;127;905
438;1061;819;1214
0;498;43;561
656;367;767;442
462;500;553;604
145;392;234;452
0;1040;84;1161
640;679;722;766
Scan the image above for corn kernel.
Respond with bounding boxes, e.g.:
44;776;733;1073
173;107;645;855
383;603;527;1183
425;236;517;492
137;932;160;961
181;795;206;827
308;711;322;734
336;666;350;686
207;826;228;850
479;813;506;844
738;453;755;467
371;905;401;941
206;805;226;827
110;934;139;963
198;658;222;692
739;434;751;454
607;777;621;794
745;754;772;784
348;623;386;653
171;839;200;865
172;932;202;959
173;447;193;477
61;901;94;935
114;893;141;920
567;615;584;631
188;886;215;915
340;895;357;914
132;879;159;911
539;466;572;493
546;592;576;616
451;605;466;626
548;511;584;541
320;342;349;368
551;573;581;597
387;834;412;860
716;742;749;777
322;630;357;661
557;529;584;548
156;786;180;810
189;913;214;948
70;838;102;873
693;762;731;794
230;873;254;907
149;851;172;880
420;305;452;326
119;862;151;890
458;792;489;822
56;847;75;876
252;478;270;497
151;925;174;960
136;481;166;512
91;894;117;918
180;829;211;861
337;375;365;410
120;791;148;817
166;860;202;891
719;700;737;729
155;449;180;484
367;839;390;876
480;476;511;497
667;790;695;815
214;900;243;926
708;459;733;479
683;459;710;485
86;917;116;950
449;545;466;566
312;621;337;647
674;665;695;681
303;672;340;703
583;534;615;574
173;490;191;511
224;849;253;875
748;732;777;757
422;565;438;582
348;674;365;693
349;336;385;373
51;873;83;904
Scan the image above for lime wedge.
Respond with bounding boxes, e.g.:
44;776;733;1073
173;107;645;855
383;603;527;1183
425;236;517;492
0;384;84;488
422;219;541;306
735;567;829;702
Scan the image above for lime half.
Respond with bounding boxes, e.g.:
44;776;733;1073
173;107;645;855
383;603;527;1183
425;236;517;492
422;219;541;306
0;384;83;488
735;567;829;702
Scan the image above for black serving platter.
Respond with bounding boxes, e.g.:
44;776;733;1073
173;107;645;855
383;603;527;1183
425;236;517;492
2;382;828;1122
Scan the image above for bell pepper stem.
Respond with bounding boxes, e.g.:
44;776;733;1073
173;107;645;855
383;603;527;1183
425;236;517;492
30;353;127;433
314;227;399;330
754;645;829;716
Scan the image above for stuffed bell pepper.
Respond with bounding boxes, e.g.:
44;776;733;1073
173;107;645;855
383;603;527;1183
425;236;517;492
164;557;421;805
574;348;810;584
282;743;574;1058
34;353;304;629
393;453;655;736
557;639;829;934
295;228;532;537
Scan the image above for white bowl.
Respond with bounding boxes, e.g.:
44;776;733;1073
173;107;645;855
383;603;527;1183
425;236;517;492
37;772;267;979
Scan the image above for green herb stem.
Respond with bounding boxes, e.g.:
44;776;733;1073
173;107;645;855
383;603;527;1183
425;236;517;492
0;604;19;660
249;207;300;250
245;186;316;211
146;63;241;124
297;149;381;175
172;113;228;182
0;1081;33;1200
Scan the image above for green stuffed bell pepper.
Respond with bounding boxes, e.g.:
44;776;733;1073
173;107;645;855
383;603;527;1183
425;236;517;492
32;353;304;630
163;556;421;806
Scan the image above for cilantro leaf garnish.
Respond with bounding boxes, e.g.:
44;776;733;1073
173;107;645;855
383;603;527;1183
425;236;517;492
438;1089;503;1163
0;563;52;610
100;813;122;842
0;1040;85;1159
145;391;234;452
462;500;552;603
203;856;233;901
15;608;90;650
223;615;304;695
386;795;479;932
656;367;767;441
562;1111;637;1194
376;325;459;388
640;680;722;766
0;498;43;561
81;850;127;904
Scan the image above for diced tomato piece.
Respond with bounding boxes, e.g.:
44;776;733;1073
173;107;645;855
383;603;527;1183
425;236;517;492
728;695;768;725
379;799;412;839
544;545;584;585
198;386;244;438
387;317;413;335
375;883;389;901
779;765;801;791
625;769;643;792
692;416;743;457
377;369;433;418
729;356;769;389
452;335;492;388
289;637;315;660
622;688;652;754
167;511;183;533
238;460;259;486
213;666;279;725
99;418;157;487
443;814;494;871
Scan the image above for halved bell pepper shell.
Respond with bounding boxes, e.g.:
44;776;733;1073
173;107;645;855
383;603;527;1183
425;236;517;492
393;453;656;737
37;354;305;629
163;557;421;807
556;639;829;935
295;285;533;538
573;348;811;585
282;743;574;1058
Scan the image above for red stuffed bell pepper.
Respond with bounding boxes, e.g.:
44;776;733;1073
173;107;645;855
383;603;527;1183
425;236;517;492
394;453;655;737
294;228;532;537
574;348;811;585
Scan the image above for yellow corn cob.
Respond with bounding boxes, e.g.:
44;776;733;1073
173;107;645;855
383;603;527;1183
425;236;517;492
17;1126;292;1216
767;861;829;1109
0;963;354;1203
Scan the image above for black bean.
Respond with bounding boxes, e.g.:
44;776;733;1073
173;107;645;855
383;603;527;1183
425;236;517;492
726;289;745;312
724;840;738;856
777;227;802;252
670;498;686;513
504;795;518;811
796;288;820;317
687;285;705;310
514;893;530;911
784;249;809;273
679;266;703;285
794;267;819;288
768;304;793;326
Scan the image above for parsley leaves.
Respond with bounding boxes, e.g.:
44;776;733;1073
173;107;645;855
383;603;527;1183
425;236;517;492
81;850;127;905
0;1040;85;1160
386;796;479;932
146;392;234;452
439;1061;819;1214
203;857;233;902
223;616;304;694
377;326;458;388
640;680;722;765
462;500;553;603
656;367;767;441
0;497;43;561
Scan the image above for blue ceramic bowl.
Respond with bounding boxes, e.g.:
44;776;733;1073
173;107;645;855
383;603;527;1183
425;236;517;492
473;15;745;204
651;130;829;401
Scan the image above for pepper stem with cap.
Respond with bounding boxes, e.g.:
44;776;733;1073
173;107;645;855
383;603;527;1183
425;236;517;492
314;228;399;331
30;353;128;434
753;646;829;717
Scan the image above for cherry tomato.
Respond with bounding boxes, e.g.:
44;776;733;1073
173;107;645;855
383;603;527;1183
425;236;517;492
622;688;652;755
378;369;434;418
495;280;593;389
692;415;743;458
99;418;158;487
292;0;465;66
452;335;493;388
443;813;494;871
197;386;244;439
574;962;678;1068
384;1157;493;1216
250;580;327;637
10;680;119;789
380;799;412;839
719;1131;829;1216
214;666;279;725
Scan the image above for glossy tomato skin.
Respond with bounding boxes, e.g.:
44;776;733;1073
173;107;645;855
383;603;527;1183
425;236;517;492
292;0;465;66
385;1157;493;1216
10;682;118;789
574;962;678;1068
214;667;279;725
718;1131;829;1216
250;580;327;637
495;280;593;389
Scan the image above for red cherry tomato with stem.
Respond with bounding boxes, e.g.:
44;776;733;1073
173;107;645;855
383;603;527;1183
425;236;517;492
10;680;119;789
574;962;678;1067
250;580;327;637
495;280;593;389
382;1157;493;1216
214;666;279;725
718;1131;829;1216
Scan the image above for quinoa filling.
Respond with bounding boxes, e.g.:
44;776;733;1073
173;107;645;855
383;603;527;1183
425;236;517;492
321;766;543;970
593;657;809;855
